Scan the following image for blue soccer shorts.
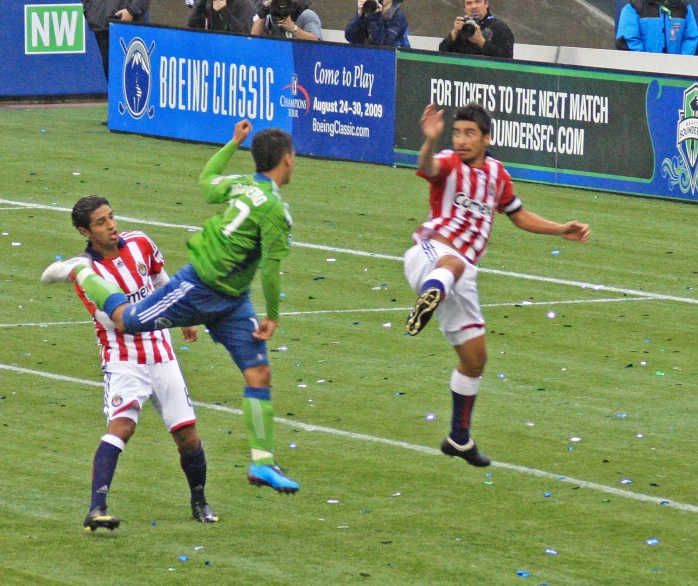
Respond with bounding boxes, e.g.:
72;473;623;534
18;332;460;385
121;264;268;372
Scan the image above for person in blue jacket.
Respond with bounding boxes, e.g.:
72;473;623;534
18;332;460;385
344;0;410;48
616;0;698;54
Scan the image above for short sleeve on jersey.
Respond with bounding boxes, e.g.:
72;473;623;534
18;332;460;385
262;201;292;261
417;150;460;183
495;167;523;215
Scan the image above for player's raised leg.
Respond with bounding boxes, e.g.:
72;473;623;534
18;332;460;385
406;251;465;336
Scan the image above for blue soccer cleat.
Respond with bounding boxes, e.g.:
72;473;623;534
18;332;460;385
248;464;299;494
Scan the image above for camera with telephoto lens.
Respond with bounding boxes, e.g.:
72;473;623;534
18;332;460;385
461;15;479;37
363;0;381;14
270;0;296;20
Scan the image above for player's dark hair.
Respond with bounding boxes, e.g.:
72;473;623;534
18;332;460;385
72;195;110;230
454;103;491;136
252;128;294;173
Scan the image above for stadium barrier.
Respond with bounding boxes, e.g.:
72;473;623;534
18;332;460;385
3;0;107;97
5;6;698;201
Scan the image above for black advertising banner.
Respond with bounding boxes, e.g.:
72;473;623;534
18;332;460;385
395;51;664;193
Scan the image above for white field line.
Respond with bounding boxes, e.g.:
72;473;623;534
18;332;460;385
0;296;653;328
2;362;697;514
2;198;694;307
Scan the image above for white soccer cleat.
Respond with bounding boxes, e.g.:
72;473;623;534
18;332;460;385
41;254;91;284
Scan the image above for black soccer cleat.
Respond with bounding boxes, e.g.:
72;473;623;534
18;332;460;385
191;501;218;523
405;287;442;336
440;437;491;467
83;507;121;532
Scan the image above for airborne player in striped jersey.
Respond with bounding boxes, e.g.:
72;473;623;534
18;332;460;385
404;103;590;466
69;196;217;531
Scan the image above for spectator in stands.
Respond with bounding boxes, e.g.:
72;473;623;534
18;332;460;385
616;0;698;54
438;0;513;59
187;0;255;33
251;0;322;40
82;0;150;81
344;0;411;48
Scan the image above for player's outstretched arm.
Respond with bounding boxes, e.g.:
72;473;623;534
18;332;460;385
509;208;590;243
199;120;253;203
418;104;444;178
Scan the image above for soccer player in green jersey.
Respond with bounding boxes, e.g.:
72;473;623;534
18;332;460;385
42;120;300;493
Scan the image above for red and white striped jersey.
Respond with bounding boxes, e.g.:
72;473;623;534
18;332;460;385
415;150;522;265
75;231;176;366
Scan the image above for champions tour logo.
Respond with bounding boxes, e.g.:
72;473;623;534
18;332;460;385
118;37;155;120
280;73;310;118
662;83;698;195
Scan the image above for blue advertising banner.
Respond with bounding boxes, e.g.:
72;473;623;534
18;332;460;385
108;24;396;164
1;0;106;97
395;51;698;201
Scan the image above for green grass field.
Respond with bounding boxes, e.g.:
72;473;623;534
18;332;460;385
1;104;697;585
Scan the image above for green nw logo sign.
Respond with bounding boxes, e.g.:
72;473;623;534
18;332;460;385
25;4;85;54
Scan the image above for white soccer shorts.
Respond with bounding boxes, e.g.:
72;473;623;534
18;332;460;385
404;240;486;346
102;360;196;432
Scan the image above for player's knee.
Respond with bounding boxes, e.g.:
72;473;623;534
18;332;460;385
172;424;200;451
243;364;271;387
108;416;137;442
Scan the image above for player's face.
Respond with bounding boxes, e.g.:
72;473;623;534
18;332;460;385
452;120;490;166
84;205;119;252
464;0;488;19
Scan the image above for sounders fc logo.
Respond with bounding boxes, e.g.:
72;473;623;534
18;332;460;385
118;37;155;120
662;83;698;194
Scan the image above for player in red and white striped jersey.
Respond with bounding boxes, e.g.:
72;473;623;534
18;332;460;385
76;230;176;366
404;103;590;467
69;196;217;531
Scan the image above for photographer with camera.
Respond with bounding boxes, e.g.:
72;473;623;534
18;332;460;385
251;0;322;40
344;0;410;48
438;0;513;59
81;0;149;81
187;0;255;33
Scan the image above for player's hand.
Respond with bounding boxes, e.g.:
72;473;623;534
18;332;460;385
232;120;252;145
421;103;444;141
559;221;590;243
212;0;226;11
181;326;198;343
252;318;278;341
114;9;133;22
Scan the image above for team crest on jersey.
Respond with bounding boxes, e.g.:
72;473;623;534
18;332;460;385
662;83;698;194
111;394;123;407
137;262;147;276
118;37;155;120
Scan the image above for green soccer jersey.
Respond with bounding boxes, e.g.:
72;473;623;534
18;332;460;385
187;140;292;320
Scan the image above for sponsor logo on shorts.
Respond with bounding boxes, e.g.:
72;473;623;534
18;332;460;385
111;394;123;407
154;317;173;329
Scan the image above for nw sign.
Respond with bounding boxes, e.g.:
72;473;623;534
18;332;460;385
25;4;85;54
